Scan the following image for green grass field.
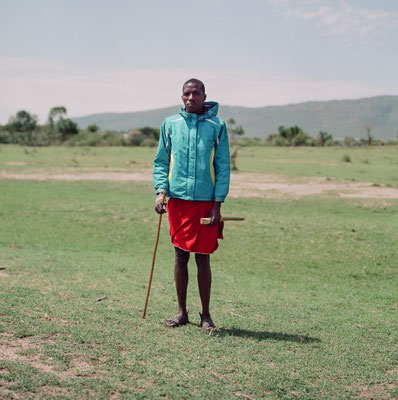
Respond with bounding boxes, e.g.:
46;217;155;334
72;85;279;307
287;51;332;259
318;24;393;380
1;145;397;399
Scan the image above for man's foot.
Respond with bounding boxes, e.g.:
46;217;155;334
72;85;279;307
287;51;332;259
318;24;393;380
165;313;189;328
199;312;215;330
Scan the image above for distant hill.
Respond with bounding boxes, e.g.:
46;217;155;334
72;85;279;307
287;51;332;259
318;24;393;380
72;96;398;140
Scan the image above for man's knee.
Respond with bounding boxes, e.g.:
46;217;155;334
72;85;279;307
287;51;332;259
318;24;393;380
175;247;190;264
195;253;210;268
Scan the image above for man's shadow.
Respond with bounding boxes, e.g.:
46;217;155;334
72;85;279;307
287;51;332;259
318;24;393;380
214;327;321;343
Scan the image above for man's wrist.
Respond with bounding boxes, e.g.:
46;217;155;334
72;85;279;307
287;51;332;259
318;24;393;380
156;191;166;204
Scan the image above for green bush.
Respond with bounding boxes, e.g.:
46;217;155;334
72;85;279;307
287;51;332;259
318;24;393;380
344;136;359;147
0;126;14;144
291;131;311;146
125;129;144;146
56;118;79;142
342;154;351;162
140;137;157;147
316;131;334;146
125;126;160;146
66;130;125;147
266;125;312;146
102;131;126;146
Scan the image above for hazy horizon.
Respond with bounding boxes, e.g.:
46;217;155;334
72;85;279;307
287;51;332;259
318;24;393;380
70;93;396;120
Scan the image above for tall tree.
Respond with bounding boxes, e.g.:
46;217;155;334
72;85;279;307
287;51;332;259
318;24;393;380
227;118;245;170
364;122;374;146
48;106;67;126
48;106;67;143
317;131;333;146
8;110;38;145
227;118;245;143
56;119;79;142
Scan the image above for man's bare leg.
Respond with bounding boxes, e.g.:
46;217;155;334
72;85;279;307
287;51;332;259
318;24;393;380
195;253;214;327
174;247;190;317
165;247;190;327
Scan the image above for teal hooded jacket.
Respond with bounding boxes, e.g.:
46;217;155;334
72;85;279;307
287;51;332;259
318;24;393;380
153;102;230;202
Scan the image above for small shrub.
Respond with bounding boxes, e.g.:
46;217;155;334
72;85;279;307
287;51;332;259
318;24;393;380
125;127;160;146
274;136;288;146
102;131;126;146
87;124;99;133
291;131;310;146
342;154;351;163
344;137;358;147
0;129;13;144
140;137;157;147
65;130;125;146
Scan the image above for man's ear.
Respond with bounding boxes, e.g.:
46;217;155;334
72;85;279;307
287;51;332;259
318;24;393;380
203;93;207;101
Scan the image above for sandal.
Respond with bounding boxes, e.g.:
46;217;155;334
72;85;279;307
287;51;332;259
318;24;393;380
199;312;215;330
165;313;189;328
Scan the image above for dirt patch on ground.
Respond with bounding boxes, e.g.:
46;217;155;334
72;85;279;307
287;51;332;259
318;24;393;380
356;382;397;399
1;168;398;199
0;168;151;183
0;333;98;381
1;161;29;166
0;333;55;375
230;173;398;199
0;332;111;398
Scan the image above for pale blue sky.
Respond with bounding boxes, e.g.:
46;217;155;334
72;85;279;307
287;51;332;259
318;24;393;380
1;0;398;123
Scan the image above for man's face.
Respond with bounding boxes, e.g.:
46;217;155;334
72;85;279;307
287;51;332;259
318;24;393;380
181;83;206;114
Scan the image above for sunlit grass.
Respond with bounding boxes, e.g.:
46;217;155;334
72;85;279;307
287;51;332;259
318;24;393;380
1;171;397;398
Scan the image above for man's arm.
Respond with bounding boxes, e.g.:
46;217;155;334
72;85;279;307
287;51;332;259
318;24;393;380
213;122;230;202
153;122;171;214
208;122;230;225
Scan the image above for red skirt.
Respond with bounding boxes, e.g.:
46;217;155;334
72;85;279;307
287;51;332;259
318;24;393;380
167;198;223;254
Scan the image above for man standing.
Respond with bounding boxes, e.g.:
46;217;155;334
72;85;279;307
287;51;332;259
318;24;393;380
153;78;230;330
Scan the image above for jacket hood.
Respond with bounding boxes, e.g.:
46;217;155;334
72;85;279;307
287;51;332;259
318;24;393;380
180;101;219;119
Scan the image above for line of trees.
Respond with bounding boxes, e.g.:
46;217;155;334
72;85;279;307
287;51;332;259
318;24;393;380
266;125;335;146
0;107;79;146
1;108;395;147
0;107;160;147
263;125;395;147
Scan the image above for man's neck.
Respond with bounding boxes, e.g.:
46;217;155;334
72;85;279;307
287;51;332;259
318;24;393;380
186;107;205;116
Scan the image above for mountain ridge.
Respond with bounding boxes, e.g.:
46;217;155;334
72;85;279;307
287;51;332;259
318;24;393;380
72;95;398;140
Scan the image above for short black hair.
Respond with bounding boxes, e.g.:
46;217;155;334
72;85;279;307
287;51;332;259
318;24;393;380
183;78;205;94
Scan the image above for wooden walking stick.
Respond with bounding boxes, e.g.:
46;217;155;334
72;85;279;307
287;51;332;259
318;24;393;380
142;192;166;319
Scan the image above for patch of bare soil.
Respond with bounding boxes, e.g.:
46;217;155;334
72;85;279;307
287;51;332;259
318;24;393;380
0;333;98;382
0;167;151;182
1;161;29;166
0;333;55;374
230;173;398;199
357;382;397;399
1;168;398;199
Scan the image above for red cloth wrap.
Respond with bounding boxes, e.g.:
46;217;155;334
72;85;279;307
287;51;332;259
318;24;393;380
167;198;223;254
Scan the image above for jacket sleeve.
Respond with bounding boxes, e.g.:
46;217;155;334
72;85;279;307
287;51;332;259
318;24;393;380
153;121;171;193
214;122;230;202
